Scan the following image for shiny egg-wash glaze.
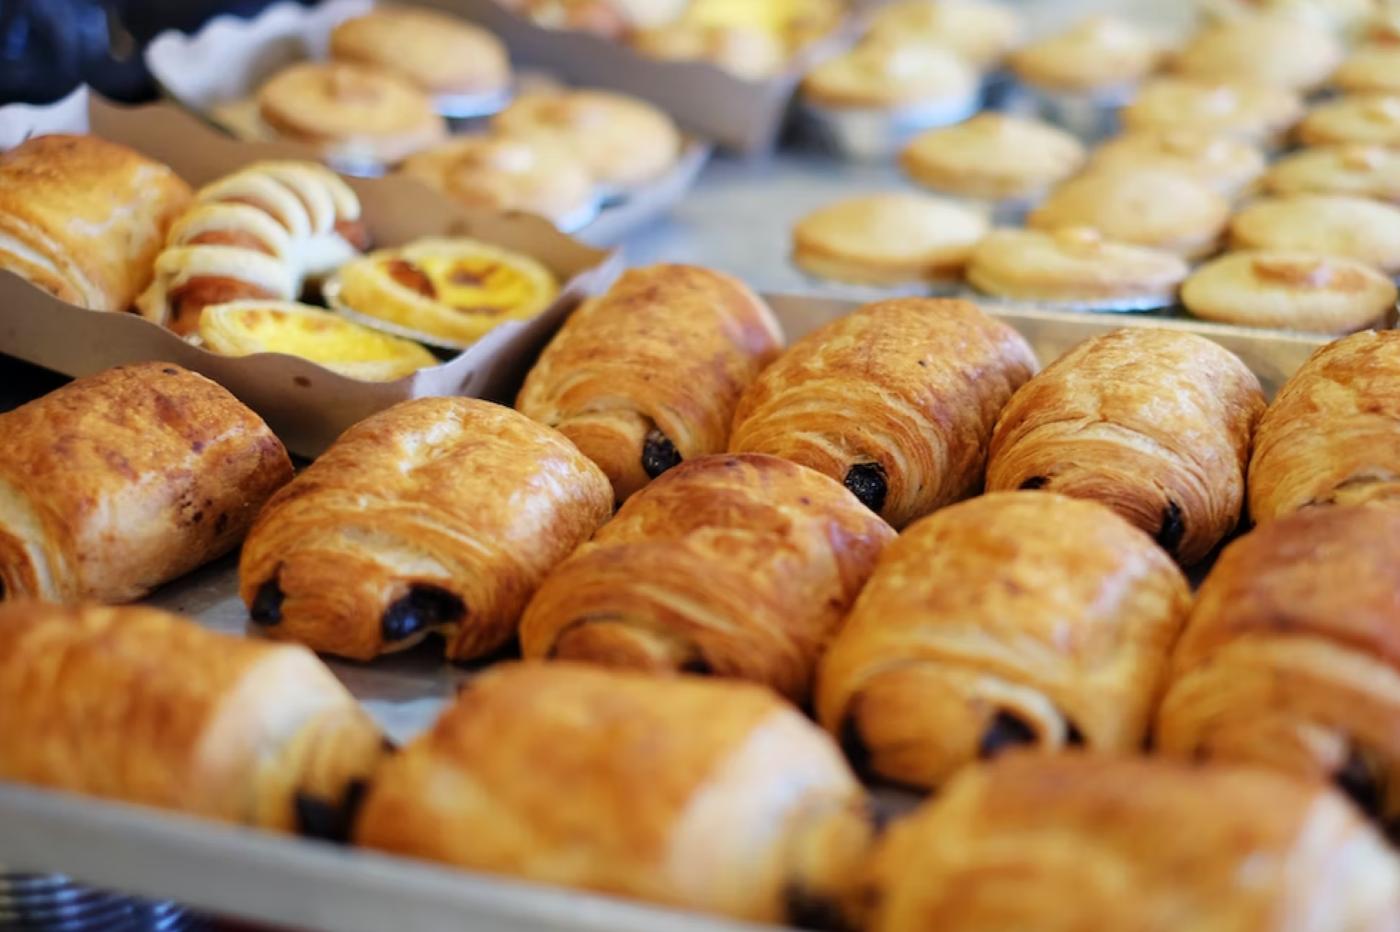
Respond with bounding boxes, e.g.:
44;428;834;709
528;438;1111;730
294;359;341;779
0;603;386;837
729;297;1037;529
987;327;1264;565
520;453;895;702
1159;505;1400;838
238;397;612;661
356;662;873;927
0;363;292;604
818;492;1189;790
517;264;783;505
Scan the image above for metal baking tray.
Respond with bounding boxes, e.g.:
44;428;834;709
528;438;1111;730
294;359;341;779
0;294;1328;932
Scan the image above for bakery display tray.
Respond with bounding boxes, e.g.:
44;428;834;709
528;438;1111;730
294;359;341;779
0;296;1326;932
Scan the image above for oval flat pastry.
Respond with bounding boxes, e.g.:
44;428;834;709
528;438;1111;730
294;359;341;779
198;300;437;382
328;237;558;347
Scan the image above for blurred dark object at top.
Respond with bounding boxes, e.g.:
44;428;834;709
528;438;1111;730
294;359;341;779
0;0;316;105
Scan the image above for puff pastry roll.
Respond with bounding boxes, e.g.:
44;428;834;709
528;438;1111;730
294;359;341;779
138;160;369;336
729;297;1037;529
519;453;895;702
1249;330;1400;523
860;754;1400;932
1158;505;1400;836
0;602;386;837
0;134;191;311
517;264;783;504
987;328;1265;565
817;491;1189;790
239;397;612;661
0;363;293;604
355;662;872;925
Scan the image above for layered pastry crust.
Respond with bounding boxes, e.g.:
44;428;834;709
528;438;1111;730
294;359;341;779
859;754;1400;932
0;363;292;603
329;7;511;96
1248;331;1400;522
791;192;990;285
355;662;873;925
0;602;386;835
816;492;1189;789
517;264;783;504
239;397;612;661
967;227;1189;305
1159;505;1400;835
1181;250;1398;333
728;298;1037;529
519;453;895;701
0;134;191;311
986;327;1265;565
900;113;1086;202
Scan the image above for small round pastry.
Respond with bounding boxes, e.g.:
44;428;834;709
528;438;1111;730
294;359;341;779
900;113;1086;203
1334;44;1400;96
1181;250;1398;333
495;0;630;37
398;134;596;228
198;300;438;381
1120;76;1304;143
966;228;1190;308
1027;167;1230;259
256;61;447;164
1009;16;1160;95
329;237;558;347
1264;145;1400;204
866;0;1025;69
492;89;681;189
1089;129;1266;197
1229;194;1400;274
802;35;980;114
630;22;788;79
791;192;990;286
1172;13;1343;93
328;7;510;97
1298;95;1400;148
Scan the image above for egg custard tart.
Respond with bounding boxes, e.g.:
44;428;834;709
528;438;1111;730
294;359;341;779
328;237;558;348
198;300;437;381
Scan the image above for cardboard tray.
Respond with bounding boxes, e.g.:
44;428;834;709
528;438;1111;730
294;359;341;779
0;97;621;458
143;0;713;244
0;294;1330;932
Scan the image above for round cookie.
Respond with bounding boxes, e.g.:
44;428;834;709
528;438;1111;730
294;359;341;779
1027;166;1230;259
1009;15;1159;94
1120;76;1303;143
256;61;447;164
1334;44;1400;96
1172;13;1343;92
1089;129;1266;197
791;192;990;285
866;0;1024;69
966;227;1189;306
1263;144;1400;204
1229;194;1400;274
802;35;979;111
1182;250;1397;333
900;113;1086;202
1298;95;1400;148
329;7;511;96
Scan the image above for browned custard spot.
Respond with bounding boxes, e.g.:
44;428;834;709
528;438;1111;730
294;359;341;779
383;259;436;298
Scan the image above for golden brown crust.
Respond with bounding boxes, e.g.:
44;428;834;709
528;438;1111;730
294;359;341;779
816;492;1189;790
238;397;612;661
0;602;385;833
0;363;292;604
517;264;783;505
1160;507;1400;830
860;754;1400;932
355;662;872;924
1248;331;1400;523
986;328;1266;564
900;113;1086;202
728;298;1037;529
0;134;191;311
519;453;895;701
329;7;510;95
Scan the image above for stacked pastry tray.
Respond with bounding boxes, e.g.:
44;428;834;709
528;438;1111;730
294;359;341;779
0;294;1327;932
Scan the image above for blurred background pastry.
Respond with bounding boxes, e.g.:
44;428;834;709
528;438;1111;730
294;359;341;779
1264;144;1400;203
1119;76;1303;145
1297;95;1400;148
1228;194;1400;274
865;0;1024;70
1181;251;1398;333
1088;128;1266;197
1172;12;1343;93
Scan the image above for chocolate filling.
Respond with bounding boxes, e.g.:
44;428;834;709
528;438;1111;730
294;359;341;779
838;710;873;778
1065;719;1086;747
294;778;368;844
1155;500;1185;554
1019;476;1049;490
979;709;1038;759
381;585;466;644
784;883;854;932
679;655;713;675
250;579;285;625
843;462;888;515
642;428;682;479
1336;747;1384;818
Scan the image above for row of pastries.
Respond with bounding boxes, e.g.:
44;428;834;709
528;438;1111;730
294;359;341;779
4;261;1400;927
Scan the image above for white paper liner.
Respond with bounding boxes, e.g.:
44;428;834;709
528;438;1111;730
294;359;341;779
0;85;90;150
